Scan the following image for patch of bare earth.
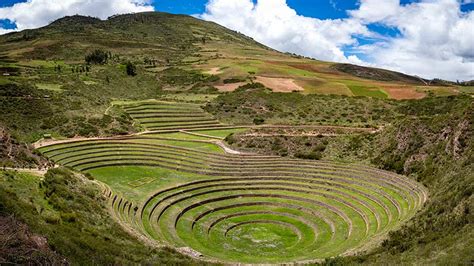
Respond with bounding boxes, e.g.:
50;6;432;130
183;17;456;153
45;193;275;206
214;82;248;92
255;76;304;92
0;215;67;265
204;67;222;75
383;86;426;100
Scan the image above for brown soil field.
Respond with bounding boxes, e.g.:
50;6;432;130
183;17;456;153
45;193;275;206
214;82;248;92
383;86;426;100
255;76;304;92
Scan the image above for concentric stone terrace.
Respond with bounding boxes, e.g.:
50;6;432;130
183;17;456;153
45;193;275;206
122;101;225;131
38;133;427;264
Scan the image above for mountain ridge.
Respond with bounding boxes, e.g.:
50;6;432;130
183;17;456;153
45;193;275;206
0;11;460;85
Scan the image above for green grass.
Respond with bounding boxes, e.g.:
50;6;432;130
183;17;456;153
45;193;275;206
19;60;67;68
87;166;210;202
36;83;63;92
119;100;226;132
37;132;426;264
191;128;249;138
0;169;197;265
457;86;474;94
348;84;388;99
150;132;215;140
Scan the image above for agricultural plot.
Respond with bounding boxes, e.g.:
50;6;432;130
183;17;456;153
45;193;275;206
121;100;227;132
38;128;427;263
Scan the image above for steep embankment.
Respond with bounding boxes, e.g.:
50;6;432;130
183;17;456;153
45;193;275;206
0;168;200;265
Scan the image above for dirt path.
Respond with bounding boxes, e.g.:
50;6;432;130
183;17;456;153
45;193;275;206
241;133;342;137
104;104;115;115
33;136;111;149
212;140;245;155
1;167;48;176
33;125;381;149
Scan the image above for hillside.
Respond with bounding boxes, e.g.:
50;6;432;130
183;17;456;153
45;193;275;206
1;12;470;99
0;11;473;265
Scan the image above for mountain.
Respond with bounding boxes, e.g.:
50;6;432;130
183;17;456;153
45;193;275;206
1;12;468;99
0;11;472;265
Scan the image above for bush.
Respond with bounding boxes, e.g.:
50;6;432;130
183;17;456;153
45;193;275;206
253;117;265;125
225;133;236;145
224;78;245;84
126;62;137;76
85;49;109;65
295;151;322;160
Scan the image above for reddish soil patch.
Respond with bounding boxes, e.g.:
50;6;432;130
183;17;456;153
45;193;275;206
255;76;304;92
214;82;248;92
383;86;426;100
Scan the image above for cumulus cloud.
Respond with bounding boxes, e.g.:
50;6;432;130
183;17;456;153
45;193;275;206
202;0;474;81
200;0;370;64
349;0;400;23
354;0;474;80
0;0;154;32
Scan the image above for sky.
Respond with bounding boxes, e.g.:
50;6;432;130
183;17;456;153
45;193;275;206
0;0;473;81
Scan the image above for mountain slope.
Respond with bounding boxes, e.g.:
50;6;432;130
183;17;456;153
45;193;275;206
0;12;468;99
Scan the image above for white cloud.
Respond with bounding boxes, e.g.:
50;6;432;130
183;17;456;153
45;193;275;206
0;0;154;32
355;0;474;80
201;0;371;63
349;0;400;23
202;0;474;81
0;28;15;35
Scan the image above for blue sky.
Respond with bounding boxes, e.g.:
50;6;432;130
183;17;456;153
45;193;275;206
2;0;472;30
0;0;473;80
154;0;474;19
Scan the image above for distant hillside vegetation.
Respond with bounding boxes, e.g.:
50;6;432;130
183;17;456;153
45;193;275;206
332;64;426;84
0;12;264;62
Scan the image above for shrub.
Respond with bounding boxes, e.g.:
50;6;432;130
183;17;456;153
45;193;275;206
126;62;137;76
85;49;109;65
313;143;327;152
223;78;245;84
295;151;322;160
253;117;265;125
224;133;236;144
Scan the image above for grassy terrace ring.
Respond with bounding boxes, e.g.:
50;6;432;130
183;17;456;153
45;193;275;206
122;100;226;131
38;135;427;264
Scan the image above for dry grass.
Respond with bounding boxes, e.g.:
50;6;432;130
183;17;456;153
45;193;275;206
382;86;426;100
255;76;304;92
215;82;248;92
204;67;222;75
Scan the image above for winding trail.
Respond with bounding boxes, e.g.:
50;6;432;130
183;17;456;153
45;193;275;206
1;167;48;176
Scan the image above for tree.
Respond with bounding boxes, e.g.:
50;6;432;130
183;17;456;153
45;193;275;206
253;117;265;125
85;49;109;65
126;62;137;76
